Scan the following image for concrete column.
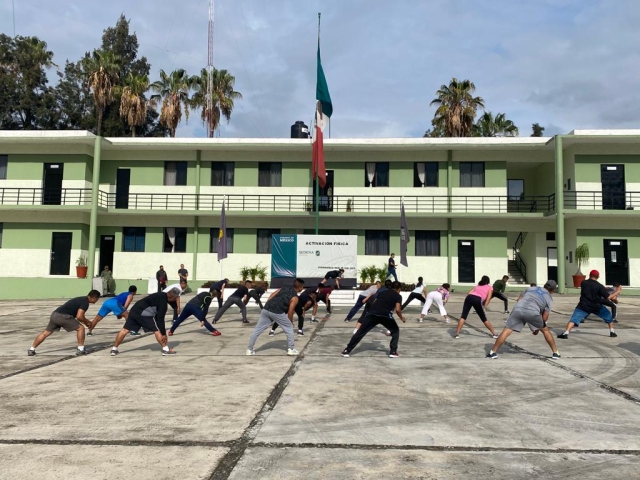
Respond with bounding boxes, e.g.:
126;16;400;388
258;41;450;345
447;150;453;285
193;150;201;282
87;136;102;285
554;136;566;293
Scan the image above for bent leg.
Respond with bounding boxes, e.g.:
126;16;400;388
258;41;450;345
32;330;53;349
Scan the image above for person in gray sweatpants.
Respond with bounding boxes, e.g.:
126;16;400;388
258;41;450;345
246;278;305;356
212;281;251;324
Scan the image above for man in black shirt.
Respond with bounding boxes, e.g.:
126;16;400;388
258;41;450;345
178;264;188;282
270;290;316;337
210;279;229;309
321;268;344;289
110;288;180;356
342;281;406;358
156;265;168;293
244;283;267;309
387;253;398;281
212;280;251;324
168;288;221;336
28;290;101;356
558;270;616;339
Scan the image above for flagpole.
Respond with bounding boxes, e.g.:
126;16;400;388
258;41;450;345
315;12;321;236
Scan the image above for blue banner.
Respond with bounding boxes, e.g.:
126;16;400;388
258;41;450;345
271;235;297;278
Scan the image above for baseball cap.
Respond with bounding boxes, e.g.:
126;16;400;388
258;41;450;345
543;280;558;290
589;270;600;277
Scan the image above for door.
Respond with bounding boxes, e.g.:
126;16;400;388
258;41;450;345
99;235;115;274
115;168;131;209
313;170;334;211
43;163;64;205
547;247;558;282
601;164;625;210
50;232;72;275
604;239;629;286
458;240;475;283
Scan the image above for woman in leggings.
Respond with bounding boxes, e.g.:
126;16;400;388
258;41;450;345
419;283;450;323
401;277;427;310
454;276;498;339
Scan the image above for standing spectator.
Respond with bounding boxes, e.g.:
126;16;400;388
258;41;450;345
387;253;398;282
156;265;168;293
100;266;116;296
178;264;189;283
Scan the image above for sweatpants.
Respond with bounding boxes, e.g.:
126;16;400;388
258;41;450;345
273;303;305;332
248;310;295;350
422;291;447;316
602;298;617;319
212;296;248;323
346;295;367;320
345;314;399;354
170;303;217;334
492;291;509;311
401;293;426;310
244;291;264;309
461;294;488;322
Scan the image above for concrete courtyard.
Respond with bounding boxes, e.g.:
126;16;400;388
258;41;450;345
1;291;640;479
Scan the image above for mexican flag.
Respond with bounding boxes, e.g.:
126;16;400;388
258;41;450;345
312;42;332;189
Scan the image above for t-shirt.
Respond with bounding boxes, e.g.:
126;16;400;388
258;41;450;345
264;286;298;314
388;257;396;270
298;293;314;308
130;292;168;335
187;291;215;315
231;286;249;298
211;280;228;290
437;286;450;302
156;270;168;283
55;296;90;317
249;287;266;297
178;268;188;279
360;285;379;298
514;287;553;316
493;280;506;293
325;270;340;279
577;279;610;314
470;284;493;302
163;283;184;295
317;287;332;301
115;291;131;305
369;289;402;317
412;284;425;294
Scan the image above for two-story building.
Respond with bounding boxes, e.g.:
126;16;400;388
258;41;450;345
0;130;638;299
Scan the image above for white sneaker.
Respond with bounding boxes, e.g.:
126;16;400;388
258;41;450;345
492;334;499;339
287;348;299;356
418;318;423;323
445;318;450;324
245;349;255;356
385;330;391;336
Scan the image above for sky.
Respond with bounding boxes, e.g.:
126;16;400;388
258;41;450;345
2;0;640;138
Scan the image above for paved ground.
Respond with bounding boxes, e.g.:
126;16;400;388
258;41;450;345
2;292;640;479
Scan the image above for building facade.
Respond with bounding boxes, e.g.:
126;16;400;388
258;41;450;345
0;130;639;299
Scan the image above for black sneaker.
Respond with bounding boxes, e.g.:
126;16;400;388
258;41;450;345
504;310;510;314
27;349;36;356
610;332;618;338
129;331;141;336
341;349;350;358
326;309;332;314
268;330;275;336
557;333;568;339
613;319;618;323
552;352;561;360
110;349;118;356
162;349;177;355
344;318;350;322
389;351;399;358
486;351;498;359
297;329;304;336
87;330;93;336
242;319;250;324
76;349;88;356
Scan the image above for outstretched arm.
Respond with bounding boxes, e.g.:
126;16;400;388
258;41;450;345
394;302;406;323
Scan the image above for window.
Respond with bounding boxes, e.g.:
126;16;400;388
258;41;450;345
546;232;556;241
0;155;7;180
257;228;280;253
164;228;187;252
164;161;187;186
258;162;282;187
365;162;389;187
414;162;438;187
415;231;440;256
211;162;235;186
365;230;389;255
507;179;524;200
210;228;234;253
460;162;485;187
123;227;145;252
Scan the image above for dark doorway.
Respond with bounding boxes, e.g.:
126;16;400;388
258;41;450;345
43;163;64;205
100;235;115;274
601;165;625;210
115;168;131;209
547;247;558;282
50;232;72;275
458;240;475;283
604;239;629;286
313;170;334;211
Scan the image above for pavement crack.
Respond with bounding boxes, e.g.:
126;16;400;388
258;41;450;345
0;439;233;448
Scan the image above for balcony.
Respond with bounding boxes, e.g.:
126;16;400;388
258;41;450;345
564;191;639;211
0;188;93;206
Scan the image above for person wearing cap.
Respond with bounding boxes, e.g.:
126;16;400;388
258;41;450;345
558;270;617;340
486;281;560;359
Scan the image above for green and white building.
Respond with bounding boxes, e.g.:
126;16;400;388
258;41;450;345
1;130;639;299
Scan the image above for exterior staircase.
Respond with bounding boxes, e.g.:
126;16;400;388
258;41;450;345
510;232;528;285
508;260;527;285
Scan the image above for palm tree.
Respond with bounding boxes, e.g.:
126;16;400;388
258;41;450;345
149;69;193;137
191;68;243;137
84;50;121;136
119;73;150;137
473;112;519;137
430;78;484;137
531;123;545;137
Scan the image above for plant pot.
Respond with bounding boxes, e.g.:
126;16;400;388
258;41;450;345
76;266;88;279
572;274;586;288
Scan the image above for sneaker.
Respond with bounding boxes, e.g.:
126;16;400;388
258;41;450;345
552;352;561;360
344;318;350;322
445;318;450;324
87;330;93;336
385;330;391;336
129;331;141;336
613;319;619;323
212;331;222;336
504;310;510;314
389;351;399;358
245;349;255;356
268;330;275;337
341;349;350;358
454;334;460;339
110;349;118;356
610;331;618;338
486;351;498;359
557;333;569;339
162;349;177;356
427;310;432;314
287;348;299;356
532;329;540;336
167;331;174;336
326;309;332;314
297;329;304;336
492;334;499;339
76;348;88;356
418;318;423;323
309;317;317;323
27;349;36;356
242;319;250;324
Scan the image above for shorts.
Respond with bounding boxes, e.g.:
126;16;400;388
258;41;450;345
505;310;545;333
46;312;81;332
569;306;613;325
97;298;126;318
324;273;337;280
124;313;160;333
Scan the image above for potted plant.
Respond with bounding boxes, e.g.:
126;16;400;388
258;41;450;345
573;243;590;287
306;202;313;212
240;266;251;282
249;266;259;282
76;255;88;279
346;198;353;212
256;264;267;281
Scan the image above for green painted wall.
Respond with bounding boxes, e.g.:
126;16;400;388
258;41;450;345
0;277;148;301
101;161;197;186
328;162;362;188
507;163;555;197
577;229;640;257
575;155;640;183
2;223;87;249
7;154;90;181
451;161;506;188
283;164;312;188
452;231;507;257
233;228;258;254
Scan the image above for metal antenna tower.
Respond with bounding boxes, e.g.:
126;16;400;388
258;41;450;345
206;0;215;137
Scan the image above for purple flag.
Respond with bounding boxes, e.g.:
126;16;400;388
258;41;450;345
217;198;227;262
400;199;410;267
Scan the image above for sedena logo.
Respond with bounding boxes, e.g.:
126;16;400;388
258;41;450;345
315;251;320;256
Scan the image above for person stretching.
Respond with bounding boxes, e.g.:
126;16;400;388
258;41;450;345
401;277;427;310
344;281;381;322
163;279;187;321
88;285;137;335
210;279;229;309
321;269;344;289
352;279;393;336
485;275;510;313
419;283;451;323
604;282;622;321
270;291;316;336
212;280;251;324
244;283;267;309
311;284;332;321
454;276;498;339
169;288;221;336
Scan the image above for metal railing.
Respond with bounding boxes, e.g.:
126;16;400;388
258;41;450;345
0;188;93;206
564;191;639;210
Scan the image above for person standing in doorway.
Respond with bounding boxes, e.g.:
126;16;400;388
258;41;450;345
156;265;168;293
401;277;427;310
178;264;189;283
387;253;398;282
485;275;510;313
212;280;251;324
419;283;451;323
100;266;116;296
454;276;498;339
321;268;344;289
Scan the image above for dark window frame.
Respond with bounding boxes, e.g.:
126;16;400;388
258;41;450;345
123;227;146;252
546;232;556;241
365;230;390;255
210;227;234;253
413;162;438;187
415;230;440;256
460;162;485;188
258;162;282;187
507;179;525;201
257;228;281;253
0;155;7;180
164;161;188;186
163;227;187;253
364;162;390;187
211;162;235;186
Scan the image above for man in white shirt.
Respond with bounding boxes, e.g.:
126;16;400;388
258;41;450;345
164;279;187;321
344;281;381;322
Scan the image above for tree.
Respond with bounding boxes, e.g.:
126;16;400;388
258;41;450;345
531;123;545;137
150;69;193;137
119;73;150;137
191;68;243;137
84;49;121;136
430;78;484;137
473;112;519;137
423;118;446;137
52;60;95;130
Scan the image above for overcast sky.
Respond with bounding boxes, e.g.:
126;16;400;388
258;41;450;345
2;0;639;138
